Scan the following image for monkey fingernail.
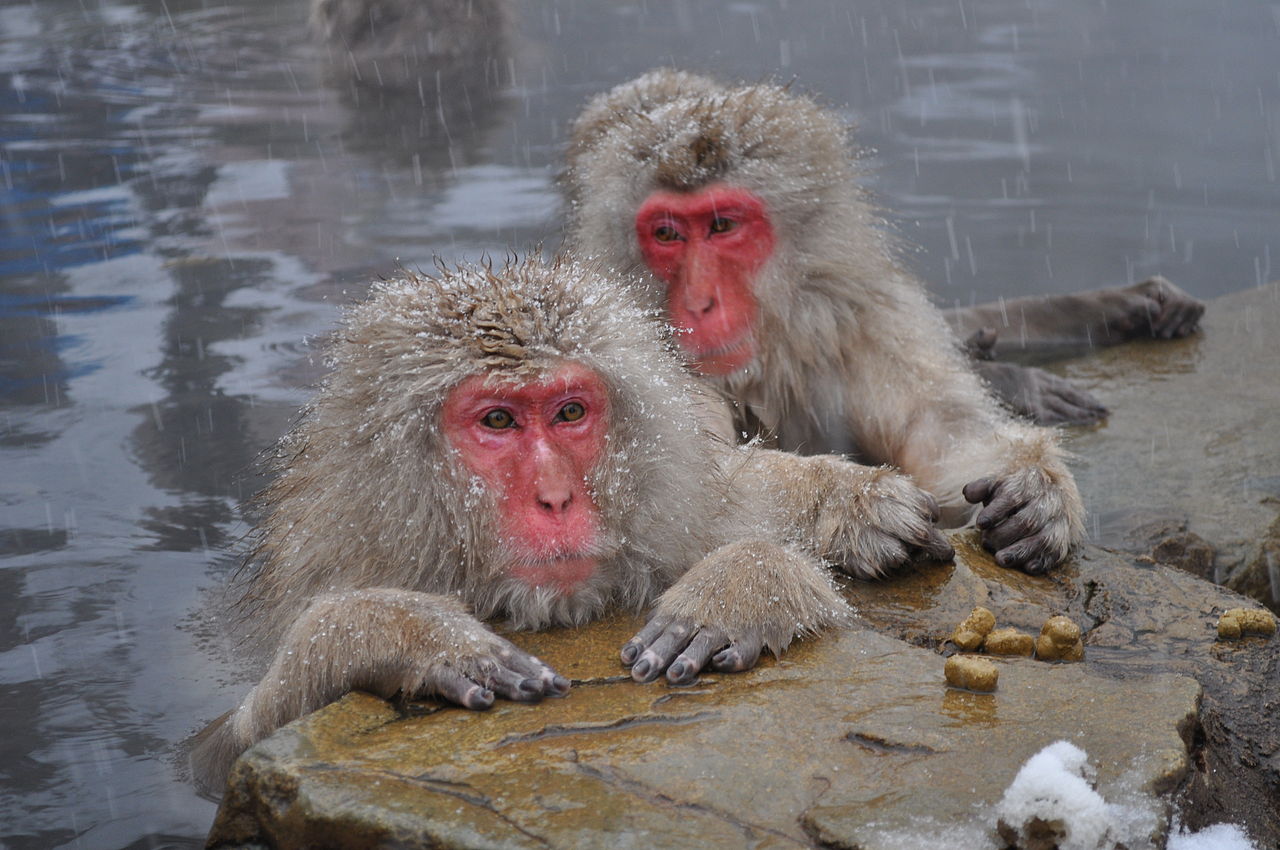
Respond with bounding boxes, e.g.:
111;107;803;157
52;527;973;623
550;675;571;695
466;687;495;710
711;650;739;671
620;644;639;665
517;678;543;697
631;659;652;681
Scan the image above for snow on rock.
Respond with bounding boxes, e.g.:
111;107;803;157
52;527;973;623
1167;821;1257;850
995;741;1134;850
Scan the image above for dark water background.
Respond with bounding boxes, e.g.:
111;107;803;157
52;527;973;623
0;0;1277;846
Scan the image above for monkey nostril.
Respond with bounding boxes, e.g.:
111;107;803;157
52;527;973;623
684;296;716;318
538;491;573;515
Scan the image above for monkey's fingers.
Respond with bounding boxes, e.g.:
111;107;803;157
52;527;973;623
923;492;942;523
621;614;673;667
963;477;998;505
710;635;764;673
498;646;571;697
630;623;695;683
666;627;729;686
1164;298;1204;338
1040;378;1108;423
974;483;1027;530
482;665;549;703
914;526;955;563
981;507;1041;553
425;667;495;711
993;532;1053;572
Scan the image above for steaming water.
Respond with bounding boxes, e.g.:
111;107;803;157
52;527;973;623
1;0;1276;845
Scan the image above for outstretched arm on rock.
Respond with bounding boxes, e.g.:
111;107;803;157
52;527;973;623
944;276;1204;354
192;588;567;792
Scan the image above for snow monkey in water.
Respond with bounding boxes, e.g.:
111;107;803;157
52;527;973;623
564;71;1203;430
562;69;1096;575
191;257;954;791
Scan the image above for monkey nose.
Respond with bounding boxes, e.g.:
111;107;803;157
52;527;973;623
682;292;717;318
537;487;573;515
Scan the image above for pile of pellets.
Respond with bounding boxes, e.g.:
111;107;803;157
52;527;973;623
943;607;1085;693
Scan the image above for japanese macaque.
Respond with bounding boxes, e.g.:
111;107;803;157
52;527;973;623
190;258;951;792
562;69;1087;574
310;0;511;96
565;71;1202;428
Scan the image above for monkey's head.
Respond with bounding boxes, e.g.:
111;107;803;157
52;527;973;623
250;258;723;631
565;70;894;404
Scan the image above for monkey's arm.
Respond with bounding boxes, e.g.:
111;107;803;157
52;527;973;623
843;295;1085;574
191;588;566;792
943;276;1204;353
620;540;852;686
730;448;954;578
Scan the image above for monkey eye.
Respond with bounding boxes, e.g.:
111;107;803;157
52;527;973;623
481;409;515;429
709;217;736;234
653;224;680;242
557;402;586;422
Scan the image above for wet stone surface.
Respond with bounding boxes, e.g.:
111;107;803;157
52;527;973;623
1062;281;1280;611
207;541;1278;849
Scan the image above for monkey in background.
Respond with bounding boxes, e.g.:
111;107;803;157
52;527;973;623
563;70;1202;429
309;0;511;95
191;257;953;792
563;69;1090;576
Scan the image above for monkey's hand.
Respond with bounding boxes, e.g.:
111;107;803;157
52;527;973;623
409;629;571;711
1109;275;1205;340
190;590;570;792
813;461;955;579
974;360;1108;426
963;465;1080;575
395;602;571;711
620;541;852;686
279;590;569;713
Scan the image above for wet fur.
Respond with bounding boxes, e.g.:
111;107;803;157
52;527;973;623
564;69;1084;549
192;257;852;792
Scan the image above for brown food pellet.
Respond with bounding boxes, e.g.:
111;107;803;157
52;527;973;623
945;654;998;692
1035;615;1084;662
951;606;996;651
1217;608;1277;640
984;627;1034;656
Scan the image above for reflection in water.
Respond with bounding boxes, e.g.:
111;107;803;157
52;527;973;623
0;0;1276;845
940;687;1000;728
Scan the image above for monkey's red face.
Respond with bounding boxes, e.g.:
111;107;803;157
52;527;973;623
635;185;775;375
442;364;609;595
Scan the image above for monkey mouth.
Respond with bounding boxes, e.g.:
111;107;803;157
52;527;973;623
502;532;621;595
682;331;756;376
509;554;601;594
